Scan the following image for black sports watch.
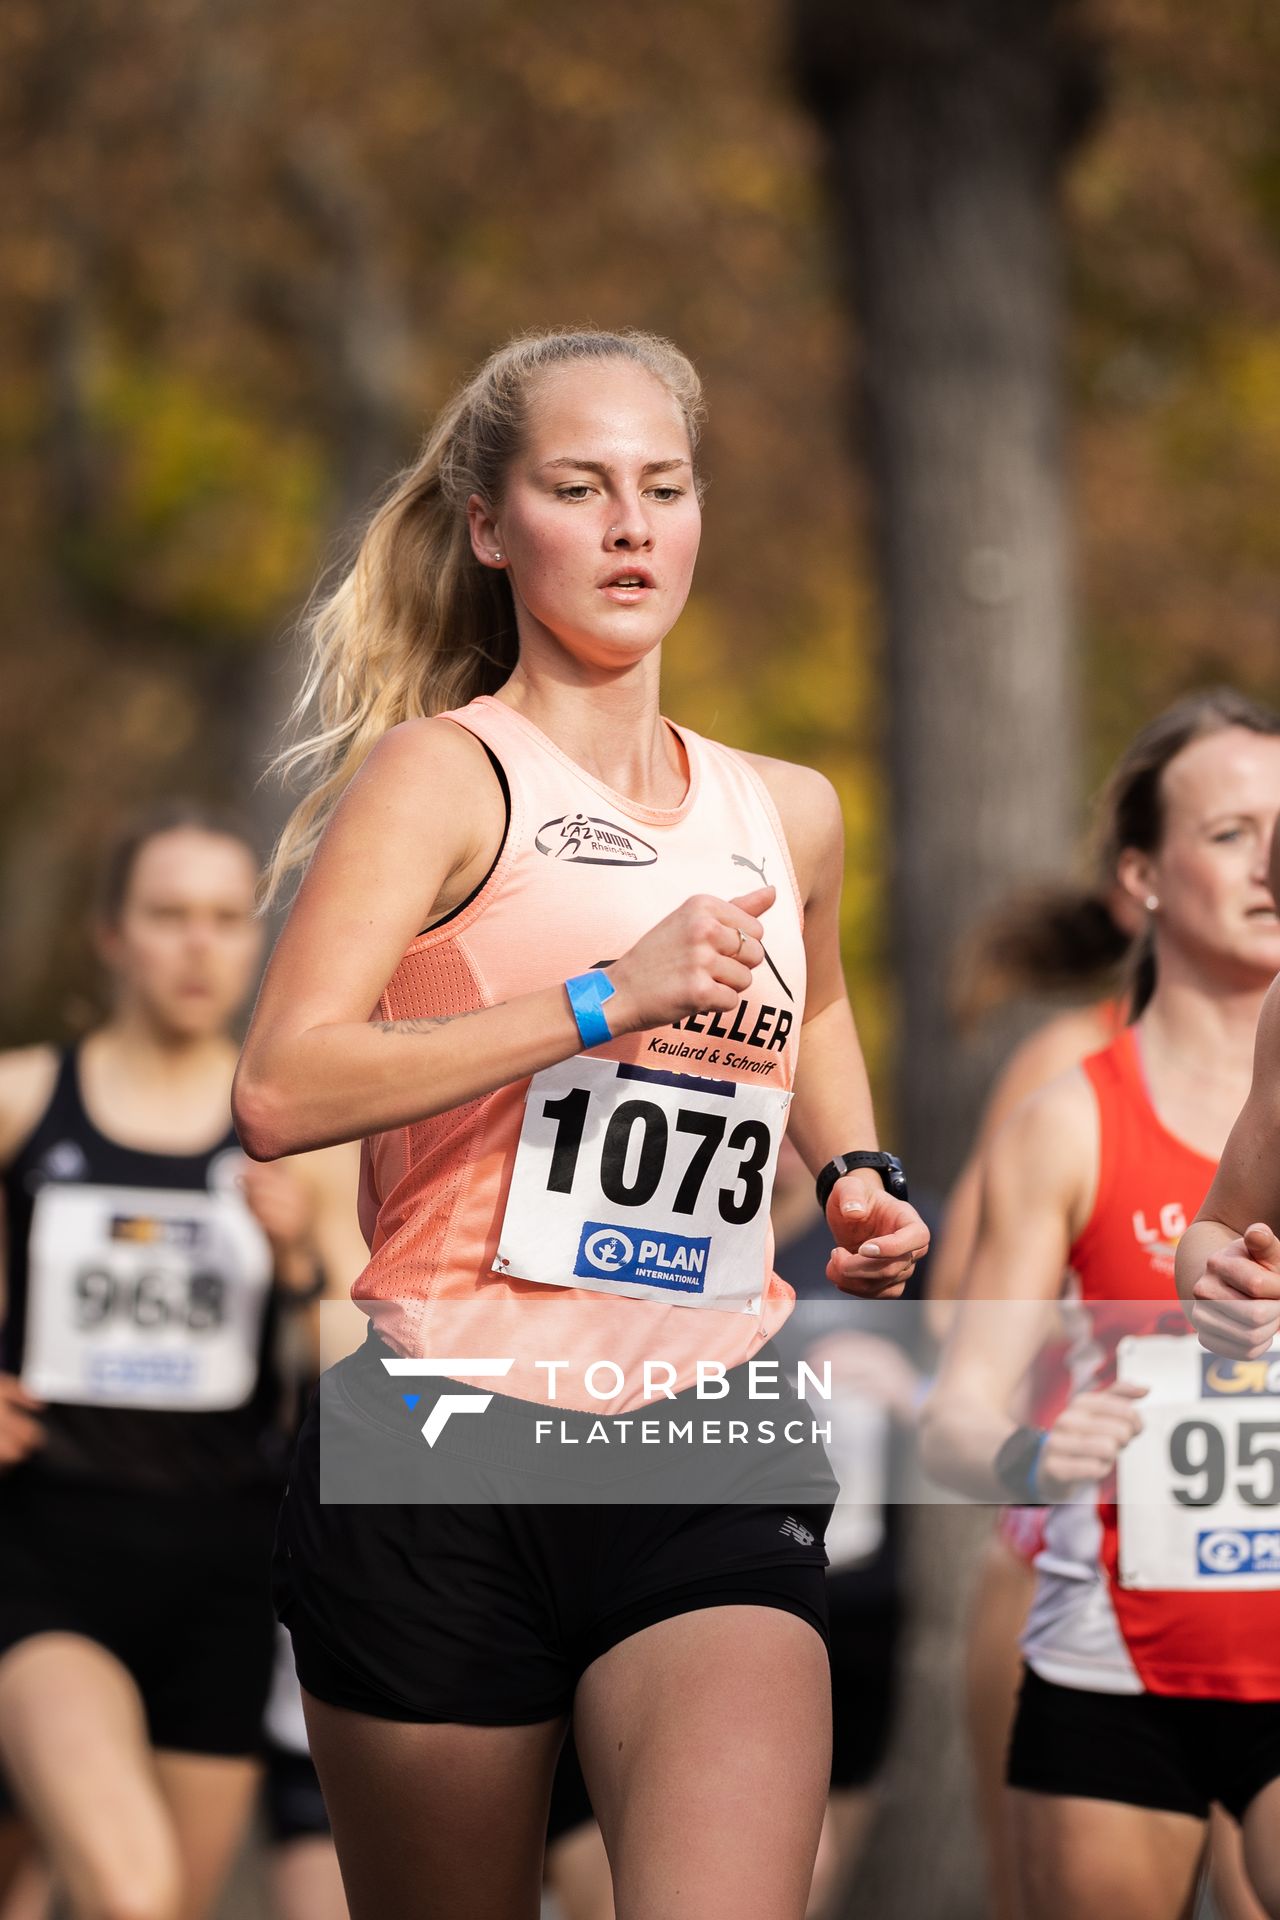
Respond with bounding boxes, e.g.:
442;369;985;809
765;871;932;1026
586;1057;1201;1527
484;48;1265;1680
994;1425;1049;1504
815;1150;909;1214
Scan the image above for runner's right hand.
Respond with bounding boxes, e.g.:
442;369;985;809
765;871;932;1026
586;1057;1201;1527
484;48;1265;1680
1035;1382;1147;1499
607;886;774;1034
0;1373;45;1468
1191;1224;1280;1359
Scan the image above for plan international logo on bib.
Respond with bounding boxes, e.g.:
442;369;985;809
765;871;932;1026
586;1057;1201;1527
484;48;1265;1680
1197;1528;1280;1576
574;1220;712;1295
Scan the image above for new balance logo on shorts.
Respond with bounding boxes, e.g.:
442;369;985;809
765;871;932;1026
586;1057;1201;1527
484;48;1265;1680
381;1358;514;1446
779;1515;815;1547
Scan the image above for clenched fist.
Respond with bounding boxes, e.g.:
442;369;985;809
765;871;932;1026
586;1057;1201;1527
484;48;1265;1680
1190;1224;1280;1360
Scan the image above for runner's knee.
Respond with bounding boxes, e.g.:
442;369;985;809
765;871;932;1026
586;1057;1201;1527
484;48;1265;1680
66;1832;182;1920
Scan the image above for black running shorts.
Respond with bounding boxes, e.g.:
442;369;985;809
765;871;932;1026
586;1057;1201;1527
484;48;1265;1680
274;1338;834;1727
1008;1665;1280;1822
0;1476;279;1757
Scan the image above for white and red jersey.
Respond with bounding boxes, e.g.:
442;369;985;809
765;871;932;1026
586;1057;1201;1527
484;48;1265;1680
352;695;808;1411
1022;1028;1280;1702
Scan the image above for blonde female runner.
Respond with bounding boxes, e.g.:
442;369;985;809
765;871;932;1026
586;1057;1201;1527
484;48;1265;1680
237;328;928;1920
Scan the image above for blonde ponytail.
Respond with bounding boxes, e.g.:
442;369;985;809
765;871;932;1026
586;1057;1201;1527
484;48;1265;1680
260;327;705;909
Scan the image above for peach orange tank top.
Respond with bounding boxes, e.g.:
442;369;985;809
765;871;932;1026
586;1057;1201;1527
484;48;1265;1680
353;696;808;1412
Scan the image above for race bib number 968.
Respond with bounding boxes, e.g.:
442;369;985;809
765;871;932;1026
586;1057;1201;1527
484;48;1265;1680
22;1182;272;1410
495;1056;791;1313
1117;1335;1280;1591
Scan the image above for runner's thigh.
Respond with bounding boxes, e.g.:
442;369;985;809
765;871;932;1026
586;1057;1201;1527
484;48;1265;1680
1241;1777;1280;1918
301;1691;563;1920
575;1604;830;1920
1010;1790;1206;1920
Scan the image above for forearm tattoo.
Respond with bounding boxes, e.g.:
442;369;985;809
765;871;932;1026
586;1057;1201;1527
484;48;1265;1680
372;1006;494;1036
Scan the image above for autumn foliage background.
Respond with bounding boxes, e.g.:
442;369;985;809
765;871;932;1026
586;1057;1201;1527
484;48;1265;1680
3;0;1278;1097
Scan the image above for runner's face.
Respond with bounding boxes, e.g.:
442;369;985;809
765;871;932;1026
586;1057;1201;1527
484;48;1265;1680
1140;728;1280;982
478;360;701;672
97;830;263;1037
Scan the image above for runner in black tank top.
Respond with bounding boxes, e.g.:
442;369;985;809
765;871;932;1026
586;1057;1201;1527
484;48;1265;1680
1;1044;284;1490
0;805;364;1920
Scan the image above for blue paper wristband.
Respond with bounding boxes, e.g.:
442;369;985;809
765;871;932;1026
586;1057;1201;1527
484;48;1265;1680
565;970;617;1049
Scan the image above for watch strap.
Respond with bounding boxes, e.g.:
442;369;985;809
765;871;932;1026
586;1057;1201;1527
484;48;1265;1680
816;1150;908;1214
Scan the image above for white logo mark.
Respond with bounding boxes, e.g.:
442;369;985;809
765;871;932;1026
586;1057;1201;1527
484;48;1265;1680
583;1228;634;1274
1199;1528;1252;1575
382;1357;515;1447
779;1515;815;1547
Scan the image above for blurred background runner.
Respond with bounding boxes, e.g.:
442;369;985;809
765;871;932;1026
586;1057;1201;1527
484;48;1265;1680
925;694;1280;1920
0;805;365;1920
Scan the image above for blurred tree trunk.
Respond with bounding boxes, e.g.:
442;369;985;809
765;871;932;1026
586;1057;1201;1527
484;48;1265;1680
794;0;1099;1197
791;5;1100;1916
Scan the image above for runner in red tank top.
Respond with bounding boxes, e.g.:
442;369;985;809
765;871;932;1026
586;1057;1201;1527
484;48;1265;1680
236;330;929;1920
923;692;1280;1920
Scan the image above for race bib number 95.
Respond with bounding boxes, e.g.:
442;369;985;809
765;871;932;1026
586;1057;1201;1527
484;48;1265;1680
1116;1335;1280;1591
496;1056;791;1313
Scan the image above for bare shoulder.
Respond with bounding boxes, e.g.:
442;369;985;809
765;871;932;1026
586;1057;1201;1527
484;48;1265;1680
984;1004;1118;1134
987;1065;1099;1225
349;714;501;815
733;751;842;895
302;714;506;929
0;1045;60;1168
735;750;839;827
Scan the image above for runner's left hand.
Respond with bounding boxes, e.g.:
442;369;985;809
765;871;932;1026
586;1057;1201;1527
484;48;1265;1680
825;1174;929;1299
237;1161;318;1267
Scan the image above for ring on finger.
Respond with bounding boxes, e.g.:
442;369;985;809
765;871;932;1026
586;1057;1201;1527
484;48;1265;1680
735;927;747;957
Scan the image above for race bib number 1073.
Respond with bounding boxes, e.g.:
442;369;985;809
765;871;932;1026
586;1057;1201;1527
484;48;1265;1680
495;1056;792;1314
1116;1335;1280;1591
